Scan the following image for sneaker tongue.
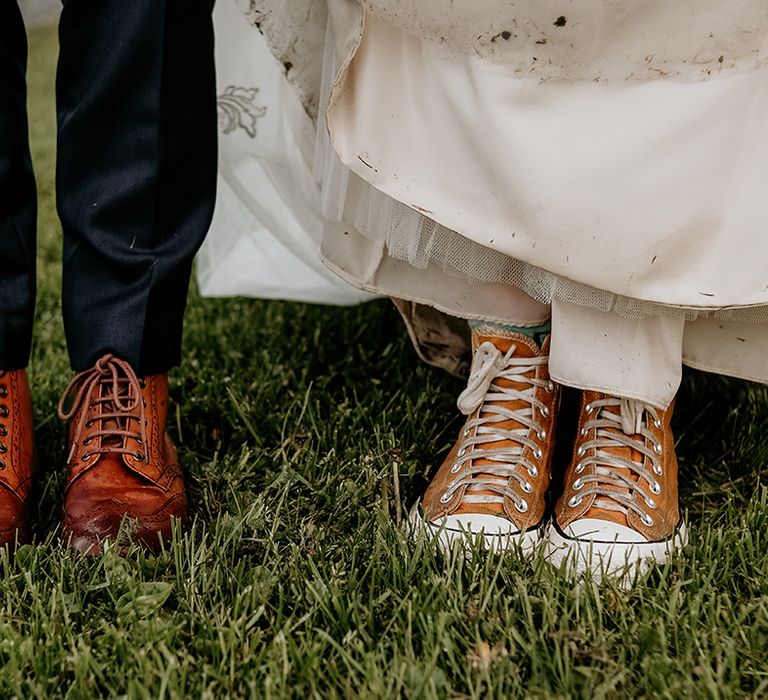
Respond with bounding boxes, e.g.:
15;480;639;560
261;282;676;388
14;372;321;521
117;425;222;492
472;327;540;357
456;329;544;517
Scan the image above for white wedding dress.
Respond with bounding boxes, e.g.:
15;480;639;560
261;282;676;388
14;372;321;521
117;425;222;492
197;0;372;305
201;0;768;405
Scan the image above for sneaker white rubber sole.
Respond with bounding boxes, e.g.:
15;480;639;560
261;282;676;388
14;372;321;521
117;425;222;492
408;501;544;555
544;519;688;584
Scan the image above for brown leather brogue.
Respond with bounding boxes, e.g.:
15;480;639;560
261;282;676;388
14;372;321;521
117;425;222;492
0;369;35;548
58;355;188;554
411;327;559;553
545;391;687;582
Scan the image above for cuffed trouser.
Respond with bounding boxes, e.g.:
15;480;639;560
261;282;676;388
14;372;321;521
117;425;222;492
0;0;217;374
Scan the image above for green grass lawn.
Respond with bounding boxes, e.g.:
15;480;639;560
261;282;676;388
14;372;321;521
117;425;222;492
8;23;768;699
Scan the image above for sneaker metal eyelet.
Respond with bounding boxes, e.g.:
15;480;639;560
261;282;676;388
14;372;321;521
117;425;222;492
522;481;533;494
463;428;470;437
515;499;529;513
439;492;452;504
654;419;662;429
654;465;663;476
585;402;594;414
0;444;6;454
537;429;547;440
580;427;588;437
134;451;145;462
645;497;657;509
450;463;460;474
650;481;661;495
654;443;663;455
577;445;586;457
81;452;92;461
527;466;538;478
547;381;554;392
572;477;584;491
540;406;550;417
641;513;654;527
533;447;543;459
575;461;586;474
568;496;582;508
457;448;466;457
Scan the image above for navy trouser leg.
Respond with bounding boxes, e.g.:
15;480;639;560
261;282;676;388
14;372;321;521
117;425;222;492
57;0;217;374
0;1;37;371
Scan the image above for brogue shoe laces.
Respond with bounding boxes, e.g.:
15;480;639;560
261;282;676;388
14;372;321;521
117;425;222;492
440;341;552;514
0;371;7;471
58;355;148;466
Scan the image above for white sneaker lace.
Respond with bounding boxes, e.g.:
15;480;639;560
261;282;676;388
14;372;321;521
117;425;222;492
439;341;552;514
567;397;664;527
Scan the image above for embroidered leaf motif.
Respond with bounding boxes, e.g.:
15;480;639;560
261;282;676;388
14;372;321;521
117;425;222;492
217;85;268;138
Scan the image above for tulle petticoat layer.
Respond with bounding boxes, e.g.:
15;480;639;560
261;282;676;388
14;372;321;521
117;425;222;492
318;149;768;324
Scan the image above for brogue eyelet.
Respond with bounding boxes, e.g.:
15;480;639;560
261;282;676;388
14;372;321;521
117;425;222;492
134;451;145;462
0;461;5;470
577;445;586;457
521;481;533;494
540;406;550;418
527;466;538;478
572;477;584;491
575;461;586;474
654;464;663;476
585;403;594;414
580;427;588;437
537;429;547;440
654;419;662;429
515;499;529;513
0;426;6;437
463;428;470;437
641;514;654;527
533;447;543;459
654;443;663;455
0;406;8;418
650;481;661;495
81;452;93;461
0;443;7;454
450;463;460;474
568;495;582;508
83;437;92;446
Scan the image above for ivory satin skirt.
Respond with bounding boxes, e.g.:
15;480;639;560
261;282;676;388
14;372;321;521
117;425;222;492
317;8;768;406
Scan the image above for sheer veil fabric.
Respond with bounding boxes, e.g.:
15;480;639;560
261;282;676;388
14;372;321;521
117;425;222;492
204;0;768;405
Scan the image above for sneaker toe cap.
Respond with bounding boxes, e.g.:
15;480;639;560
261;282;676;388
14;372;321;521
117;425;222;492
438;513;524;536
563;518;649;544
